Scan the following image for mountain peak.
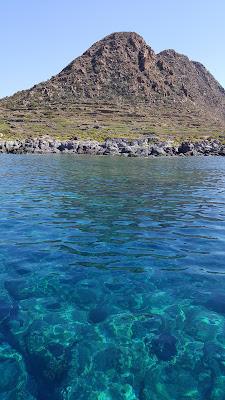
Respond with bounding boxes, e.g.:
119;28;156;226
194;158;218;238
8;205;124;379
62;30;155;75
97;31;146;42
89;31;148;50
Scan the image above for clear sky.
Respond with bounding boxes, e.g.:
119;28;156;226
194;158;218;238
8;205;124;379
1;0;225;98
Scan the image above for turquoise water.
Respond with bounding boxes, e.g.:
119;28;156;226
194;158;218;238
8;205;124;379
1;155;225;399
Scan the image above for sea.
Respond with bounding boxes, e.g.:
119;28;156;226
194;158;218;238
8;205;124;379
1;154;225;399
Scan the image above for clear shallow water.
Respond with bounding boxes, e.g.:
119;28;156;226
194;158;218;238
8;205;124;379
1;155;225;399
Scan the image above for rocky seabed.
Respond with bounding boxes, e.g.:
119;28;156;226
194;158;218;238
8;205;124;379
1;137;225;156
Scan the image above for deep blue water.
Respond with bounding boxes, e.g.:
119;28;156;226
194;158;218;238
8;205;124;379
1;155;225;399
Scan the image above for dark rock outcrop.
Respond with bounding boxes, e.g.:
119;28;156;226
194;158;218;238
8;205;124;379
0;137;224;157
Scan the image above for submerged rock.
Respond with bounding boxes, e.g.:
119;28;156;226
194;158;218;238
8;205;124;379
4;279;32;300
94;346;122;371
0;344;35;399
151;332;177;361
205;293;225;315
25;327;69;384
0;299;13;324
88;307;108;324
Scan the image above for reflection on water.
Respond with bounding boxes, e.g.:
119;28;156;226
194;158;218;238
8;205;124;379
1;155;225;399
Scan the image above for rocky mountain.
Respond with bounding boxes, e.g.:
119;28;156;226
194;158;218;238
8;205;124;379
1;32;225;141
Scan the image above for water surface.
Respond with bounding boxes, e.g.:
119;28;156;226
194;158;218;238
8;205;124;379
1;155;225;399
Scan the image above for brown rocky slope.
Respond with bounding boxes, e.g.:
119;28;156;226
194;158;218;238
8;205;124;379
1;32;225;142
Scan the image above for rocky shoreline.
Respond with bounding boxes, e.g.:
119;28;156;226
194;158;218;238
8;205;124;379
0;137;225;156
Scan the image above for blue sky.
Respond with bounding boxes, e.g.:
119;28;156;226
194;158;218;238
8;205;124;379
1;0;225;98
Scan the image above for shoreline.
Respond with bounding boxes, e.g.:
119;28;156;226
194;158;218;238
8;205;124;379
0;137;225;156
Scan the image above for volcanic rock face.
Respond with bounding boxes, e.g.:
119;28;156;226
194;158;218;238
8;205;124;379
3;31;225;123
158;50;225;117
